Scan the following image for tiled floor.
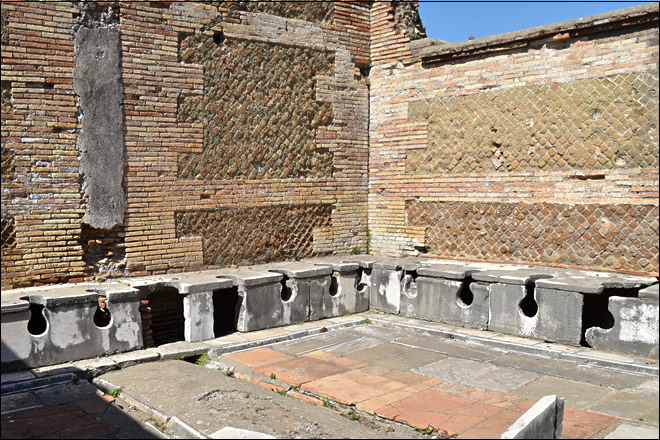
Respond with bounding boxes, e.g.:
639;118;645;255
220;317;657;439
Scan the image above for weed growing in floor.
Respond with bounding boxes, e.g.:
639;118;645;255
360;318;372;325
220;367;234;377
368;422;380;430
270;372;277;380
322;397;339;411
276;388;288;396
146;418;167;432
342;411;360;421
194;353;210;366
414;426;433;435
107;387;122;398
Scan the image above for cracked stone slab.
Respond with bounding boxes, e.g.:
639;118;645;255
535;272;657;294
262;262;332;279
214;268;283;288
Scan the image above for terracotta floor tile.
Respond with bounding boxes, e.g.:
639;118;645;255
562;420;613;439
512;398;537;412
75;396;112;414
563;407;618;426
441;400;501;417
256;381;285;392
330;357;368;369
447;385;523;408
224;347;294;368
302;370;405;405
356;389;415;413
457;409;521;439
254;356;348;387
383;370;430;386
289;391;322;406
394;409;438;430
303;349;339;362
411;378;445;391
432;413;489;436
373;404;402;420
389;389;475;413
359;365;391;376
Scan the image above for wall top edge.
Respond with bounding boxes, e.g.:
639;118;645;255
416;2;659;62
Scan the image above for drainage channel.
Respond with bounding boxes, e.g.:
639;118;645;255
365;315;659;376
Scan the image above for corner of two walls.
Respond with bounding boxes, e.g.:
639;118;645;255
2;2;658;290
367;1;659;276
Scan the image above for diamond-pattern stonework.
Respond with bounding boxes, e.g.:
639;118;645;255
218;1;334;25
1;146;13;182
1;81;13;182
175;204;332;267
1;10;8;44
407;71;659;173
1;214;15;251
407;201;659;273
177;35;334;180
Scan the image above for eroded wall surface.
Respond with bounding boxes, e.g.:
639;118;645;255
368;2;659;275
1;1;370;289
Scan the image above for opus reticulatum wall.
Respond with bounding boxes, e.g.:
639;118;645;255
1;1;370;289
368;2;659;275
1;2;658;291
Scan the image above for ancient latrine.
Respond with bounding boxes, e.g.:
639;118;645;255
1;2;659;369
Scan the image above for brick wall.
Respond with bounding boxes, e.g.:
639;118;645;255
2;2;658;290
1;3;87;289
368;2;659;275
1;1;370;289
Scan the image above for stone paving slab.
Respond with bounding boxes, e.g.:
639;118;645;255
1;370;36;385
604;423;660;439
466;365;539;393
275;332;360;355
490;351;649;390
397;335;502;361
512;376;614;409
343;342;412;363
321;336;382;355
584;389;659;426
372;347;447;370
412;357;495;384
1;380;157;439
632;378;659;396
95;360;424;439
224;347;295;368
218;318;654;438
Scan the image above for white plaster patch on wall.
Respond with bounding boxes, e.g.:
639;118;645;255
281;280;296;324
618;302;659;344
518;311;538;338
115;321;140;345
379;270;402;309
50;310;88;349
236;287;248;330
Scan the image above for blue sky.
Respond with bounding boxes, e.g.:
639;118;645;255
417;2;649;43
